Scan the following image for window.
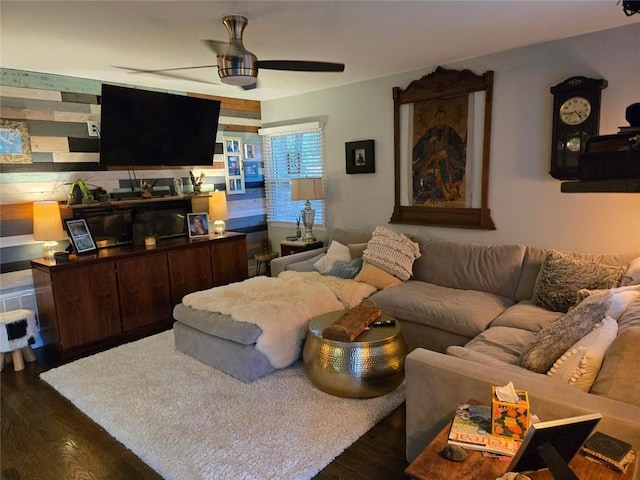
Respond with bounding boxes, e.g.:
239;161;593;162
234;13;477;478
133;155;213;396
259;121;325;225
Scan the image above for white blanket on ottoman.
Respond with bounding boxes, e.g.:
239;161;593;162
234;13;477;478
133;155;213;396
182;271;377;369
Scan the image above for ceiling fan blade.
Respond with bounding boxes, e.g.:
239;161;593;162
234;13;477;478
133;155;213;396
116;65;217;74
256;60;345;72
114;66;220;85
241;79;258;91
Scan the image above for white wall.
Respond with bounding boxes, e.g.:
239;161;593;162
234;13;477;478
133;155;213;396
262;24;640;254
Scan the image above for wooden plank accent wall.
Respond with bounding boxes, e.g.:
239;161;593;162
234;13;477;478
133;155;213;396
0;68;268;274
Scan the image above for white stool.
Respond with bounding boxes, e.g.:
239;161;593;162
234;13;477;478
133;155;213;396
0;309;38;372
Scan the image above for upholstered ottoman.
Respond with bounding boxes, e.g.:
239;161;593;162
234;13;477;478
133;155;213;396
1;309;38;372
173;303;276;383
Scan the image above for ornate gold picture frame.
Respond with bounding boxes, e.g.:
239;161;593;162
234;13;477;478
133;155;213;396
391;67;495;229
0;120;33;164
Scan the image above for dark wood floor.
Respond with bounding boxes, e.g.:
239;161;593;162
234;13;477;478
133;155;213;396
1;346;409;480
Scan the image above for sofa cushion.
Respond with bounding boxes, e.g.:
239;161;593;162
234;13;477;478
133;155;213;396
515;246;638;302
411;239;526;300
531;250;625;313
490;300;563;332
620;256;640;286
590;327;640;406
348;243;368;259
546;315;618;392
370;280;513;338
362;226;420;281
518;293;610;373
462;326;537;364
330;228;372;245
172;303;262;345
445;346;543;381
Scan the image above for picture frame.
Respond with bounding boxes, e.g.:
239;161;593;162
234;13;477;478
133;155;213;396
507;412;602;477
64;218;98;255
346;139;375;174
0;120;33;164
187;212;210;239
244;143;259;159
391;67;495;230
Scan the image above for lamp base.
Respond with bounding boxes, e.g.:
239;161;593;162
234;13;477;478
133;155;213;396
301;206;317;243
213;220;226;235
42;240;59;261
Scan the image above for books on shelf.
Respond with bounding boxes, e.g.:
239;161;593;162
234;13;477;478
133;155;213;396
447;404;521;457
581;431;635;473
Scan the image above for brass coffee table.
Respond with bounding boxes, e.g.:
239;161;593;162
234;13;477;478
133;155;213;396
303;310;407;398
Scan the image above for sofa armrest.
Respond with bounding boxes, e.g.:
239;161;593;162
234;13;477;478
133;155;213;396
405;348;640;462
270;247;327;277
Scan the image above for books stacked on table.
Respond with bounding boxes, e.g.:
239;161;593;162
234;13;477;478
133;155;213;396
447;404;520;457
581;431;635;473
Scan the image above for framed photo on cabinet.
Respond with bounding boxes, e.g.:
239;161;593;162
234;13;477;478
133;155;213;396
64;218;98;255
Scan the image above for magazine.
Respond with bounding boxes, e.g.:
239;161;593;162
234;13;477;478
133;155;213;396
448;404;521;457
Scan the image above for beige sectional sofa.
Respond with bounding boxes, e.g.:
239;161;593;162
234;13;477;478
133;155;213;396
271;230;640;465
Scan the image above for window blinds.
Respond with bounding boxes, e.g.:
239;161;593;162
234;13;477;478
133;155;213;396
259;122;325;224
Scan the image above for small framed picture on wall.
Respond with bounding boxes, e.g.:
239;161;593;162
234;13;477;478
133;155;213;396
346;139;375;174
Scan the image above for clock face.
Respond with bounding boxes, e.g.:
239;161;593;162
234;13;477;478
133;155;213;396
559;96;591;125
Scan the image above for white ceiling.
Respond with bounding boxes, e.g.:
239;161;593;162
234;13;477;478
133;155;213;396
1;1;638;101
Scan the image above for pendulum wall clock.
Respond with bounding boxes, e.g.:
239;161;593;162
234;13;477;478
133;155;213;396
549;76;607;180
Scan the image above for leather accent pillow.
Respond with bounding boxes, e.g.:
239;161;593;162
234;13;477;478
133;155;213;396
546;315;617;392
531;250;625;313
362;226;420;281
354;261;402;289
519;292;610;373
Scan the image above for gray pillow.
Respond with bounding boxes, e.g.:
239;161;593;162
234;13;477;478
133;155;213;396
325;257;363;279
518;293;610;373
531;250;625;313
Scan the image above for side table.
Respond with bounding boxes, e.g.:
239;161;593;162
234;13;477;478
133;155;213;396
303;310;406;398
280;240;323;256
405;407;637;480
254;251;279;276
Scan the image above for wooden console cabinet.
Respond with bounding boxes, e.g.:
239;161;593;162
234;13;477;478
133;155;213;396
31;232;248;359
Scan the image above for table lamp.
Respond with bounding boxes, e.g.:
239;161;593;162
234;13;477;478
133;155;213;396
291;178;324;242
32;201;66;261
209;191;229;235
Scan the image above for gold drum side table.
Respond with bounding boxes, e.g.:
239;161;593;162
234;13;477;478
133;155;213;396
303;311;407;398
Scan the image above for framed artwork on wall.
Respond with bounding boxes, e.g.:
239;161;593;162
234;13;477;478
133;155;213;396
64;218;97;255
346;139;375;174
187;213;209;239
223;136;246;195
391;67;496;230
0;120;33;164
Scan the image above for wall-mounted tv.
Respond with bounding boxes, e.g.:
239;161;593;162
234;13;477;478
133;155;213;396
99;84;221;167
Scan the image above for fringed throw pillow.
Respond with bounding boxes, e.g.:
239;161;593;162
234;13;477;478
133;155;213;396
362;226;420;281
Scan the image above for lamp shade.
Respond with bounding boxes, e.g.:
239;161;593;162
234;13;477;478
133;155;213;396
209;191;229;220
32;201;66;241
291;178;324;201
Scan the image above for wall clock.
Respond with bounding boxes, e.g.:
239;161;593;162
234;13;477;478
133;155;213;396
549;76;607;180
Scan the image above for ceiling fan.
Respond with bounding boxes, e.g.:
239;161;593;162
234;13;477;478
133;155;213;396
125;15;345;90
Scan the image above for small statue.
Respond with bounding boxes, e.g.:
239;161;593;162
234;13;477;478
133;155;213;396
173;177;184;196
189;171;205;194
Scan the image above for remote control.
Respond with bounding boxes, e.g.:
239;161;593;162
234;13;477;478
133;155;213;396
371;319;395;327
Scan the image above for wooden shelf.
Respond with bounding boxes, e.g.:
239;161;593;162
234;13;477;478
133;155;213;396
64;194;209;210
561;179;640;193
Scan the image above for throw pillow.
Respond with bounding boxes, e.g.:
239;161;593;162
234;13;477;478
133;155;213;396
518;292;611;373
313;241;351;274
531;250;625;313
546;315;618;392
354;261;402;289
325;257;364;279
362;226;420;281
620;256;640;286
618;295;640;334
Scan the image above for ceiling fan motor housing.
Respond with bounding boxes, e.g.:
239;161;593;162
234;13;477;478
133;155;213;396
217;15;258;86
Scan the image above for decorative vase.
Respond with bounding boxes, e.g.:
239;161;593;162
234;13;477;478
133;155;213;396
296;226;302;239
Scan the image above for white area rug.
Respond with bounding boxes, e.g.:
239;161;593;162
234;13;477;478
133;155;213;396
40;331;405;480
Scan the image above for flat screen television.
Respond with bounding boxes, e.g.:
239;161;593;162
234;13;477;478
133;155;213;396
99;84;221;167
